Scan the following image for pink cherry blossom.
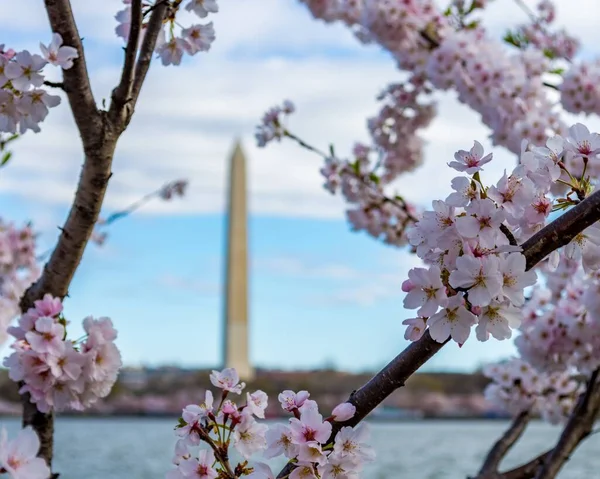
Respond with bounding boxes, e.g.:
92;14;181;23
449;255;503;307
331;402;356;422
278;390;309;412
247;463;275;479
402;317;426;341
428;295;478;344
246;390;268;418
232;416;268;459
210;368;245;394
402;266;447;317
179;449;218;479
289;408;332;445
185;0;219;18
332;424;375;463
39;33;78;69
475;301;521;341
26;317;65;356
32;294;62;318
318;453;360;479
0;426;50;479
296;441;328;465
264;423;298;459
448;141;492;174
289;462;318;479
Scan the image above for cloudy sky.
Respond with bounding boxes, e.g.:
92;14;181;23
1;0;600;373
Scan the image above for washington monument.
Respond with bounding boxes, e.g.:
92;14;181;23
222;141;254;380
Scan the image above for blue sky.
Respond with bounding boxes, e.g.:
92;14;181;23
1;0;600;372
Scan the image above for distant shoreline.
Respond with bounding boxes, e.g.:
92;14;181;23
0;413;515;421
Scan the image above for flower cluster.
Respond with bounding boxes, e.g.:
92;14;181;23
0;221;38;346
560;60;600;116
3;294;122;413
401;122;600;346
513;253;600;375
167;368;374;479
483;359;581;425
0;426;50;479
115;0;217;66
507;0;579;61
255;100;295;147
0;34;77;134
320;146;419;246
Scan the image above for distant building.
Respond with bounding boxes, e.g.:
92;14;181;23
222;141;254;380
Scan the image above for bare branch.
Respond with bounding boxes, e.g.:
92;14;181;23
474;411;530;478
499;450;553;479
130;0;169;110
43;80;65;91
43;0;101;145
533;370;600;479
109;0;143;124
500;224;518;247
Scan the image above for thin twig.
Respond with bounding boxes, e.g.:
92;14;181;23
500;224;518;247
130;0;169;110
43;80;65;91
109;0;142;124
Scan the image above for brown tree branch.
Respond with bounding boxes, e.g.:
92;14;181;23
276;332;447;478
499;451;553;479
473;411;530;479
521;189;600;270
491;370;600;479
24;0;170;471
109;0;143;124
532;369;600;479
130;0;169;111
42;0;101;146
276;189;600;479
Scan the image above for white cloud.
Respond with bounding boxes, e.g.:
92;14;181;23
255;255;363;280
2;0;600;226
158;274;220;295
254;251;426;307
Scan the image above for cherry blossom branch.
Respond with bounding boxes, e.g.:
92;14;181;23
43;0;100;144
275;189;600;478
532;369;600;479
283;130;418;222
472;411;530;479
486;370;600;479
199;428;235;479
109;0;143;123
521;188;600;270
500;451;553;479
130;0;169;110
275;331;447;478
19;1;170;470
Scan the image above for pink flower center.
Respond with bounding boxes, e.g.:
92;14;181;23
465;154;480;167
303;427;316;441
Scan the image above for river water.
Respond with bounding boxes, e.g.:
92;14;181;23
2;418;598;478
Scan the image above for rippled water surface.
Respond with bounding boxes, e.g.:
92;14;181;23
2;418;598;478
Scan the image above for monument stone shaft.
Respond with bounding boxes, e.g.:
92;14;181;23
223;141;254;380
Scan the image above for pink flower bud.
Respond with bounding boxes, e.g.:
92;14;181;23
331;402;356;421
401;279;415;293
222;400;237;415
471;305;482;316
